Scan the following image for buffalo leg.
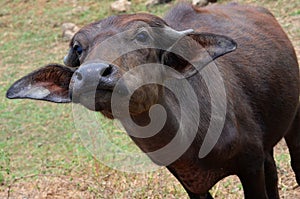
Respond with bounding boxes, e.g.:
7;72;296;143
166;167;213;199
238;165;268;199
285;107;300;185
264;150;280;199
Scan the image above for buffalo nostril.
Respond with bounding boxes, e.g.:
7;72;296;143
75;71;83;81
101;65;113;77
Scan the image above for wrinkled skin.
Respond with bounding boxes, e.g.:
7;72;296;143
6;3;300;199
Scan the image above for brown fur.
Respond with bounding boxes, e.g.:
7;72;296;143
69;3;300;198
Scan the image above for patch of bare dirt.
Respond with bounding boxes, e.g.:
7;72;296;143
0;174;100;199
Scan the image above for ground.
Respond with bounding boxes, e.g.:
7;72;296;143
0;0;299;198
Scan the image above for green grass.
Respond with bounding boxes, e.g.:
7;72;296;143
0;0;299;198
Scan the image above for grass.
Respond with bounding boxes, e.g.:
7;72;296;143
0;0;299;198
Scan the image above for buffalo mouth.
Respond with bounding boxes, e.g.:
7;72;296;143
70;87;113;112
68;62;117;113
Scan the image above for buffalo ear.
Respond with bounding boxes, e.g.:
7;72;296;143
6;64;75;103
161;33;237;79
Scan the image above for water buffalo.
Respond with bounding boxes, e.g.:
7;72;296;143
6;2;300;199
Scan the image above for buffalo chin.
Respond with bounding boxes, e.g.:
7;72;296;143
71;90;113;114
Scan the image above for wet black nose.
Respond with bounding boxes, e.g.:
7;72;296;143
72;62;117;93
74;62;114;82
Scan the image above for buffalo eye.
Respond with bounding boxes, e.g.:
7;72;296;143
73;42;83;56
135;31;149;43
